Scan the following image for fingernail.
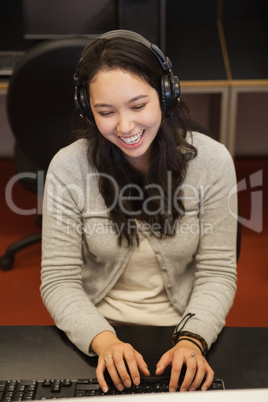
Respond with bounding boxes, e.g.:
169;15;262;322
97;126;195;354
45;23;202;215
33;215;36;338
102;386;108;393
117;383;124;391
181;388;187;392
134;377;140;386
202;387;208;392
190;387;196;391
170;388;176;393
124;380;131;388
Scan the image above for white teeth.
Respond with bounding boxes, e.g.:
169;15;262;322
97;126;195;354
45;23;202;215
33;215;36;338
120;130;144;145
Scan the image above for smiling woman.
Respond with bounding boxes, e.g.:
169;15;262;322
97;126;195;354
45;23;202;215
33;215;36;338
89;69;162;171
41;30;238;394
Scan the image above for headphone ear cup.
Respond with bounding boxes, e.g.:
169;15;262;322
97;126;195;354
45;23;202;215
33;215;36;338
161;75;172;117
80;87;92;117
161;74;181;117
172;75;181;105
74;85;89;116
74;82;95;125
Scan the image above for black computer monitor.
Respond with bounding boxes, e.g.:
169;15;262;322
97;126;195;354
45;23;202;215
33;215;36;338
22;0;117;40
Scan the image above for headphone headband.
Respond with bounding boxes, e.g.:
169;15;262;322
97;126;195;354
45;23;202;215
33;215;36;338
99;30;173;72
74;29;180;120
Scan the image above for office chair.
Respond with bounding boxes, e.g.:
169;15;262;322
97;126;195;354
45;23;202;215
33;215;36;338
0;38;89;270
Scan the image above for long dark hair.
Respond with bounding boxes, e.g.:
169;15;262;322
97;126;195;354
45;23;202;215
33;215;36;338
75;37;197;246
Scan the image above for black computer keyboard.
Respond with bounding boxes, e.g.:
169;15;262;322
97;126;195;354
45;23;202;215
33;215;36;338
0;51;25;75
0;376;224;400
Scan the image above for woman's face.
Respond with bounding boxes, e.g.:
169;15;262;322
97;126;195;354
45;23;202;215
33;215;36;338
89;68;162;173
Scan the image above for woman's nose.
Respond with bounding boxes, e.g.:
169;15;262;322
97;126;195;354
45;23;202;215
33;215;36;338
117;113;135;134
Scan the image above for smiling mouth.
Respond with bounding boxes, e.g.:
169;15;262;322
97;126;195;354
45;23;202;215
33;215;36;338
118;130;145;145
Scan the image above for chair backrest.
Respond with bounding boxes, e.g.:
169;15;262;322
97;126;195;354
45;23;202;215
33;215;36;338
7;37;90;169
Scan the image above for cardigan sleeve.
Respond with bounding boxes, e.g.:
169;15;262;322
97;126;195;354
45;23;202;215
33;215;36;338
177;135;238;348
40;145;116;356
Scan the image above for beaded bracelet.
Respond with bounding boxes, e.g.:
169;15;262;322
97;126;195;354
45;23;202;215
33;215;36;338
175;337;204;355
172;330;208;356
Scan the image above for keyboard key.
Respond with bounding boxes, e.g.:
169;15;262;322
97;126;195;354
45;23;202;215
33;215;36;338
51;379;61;392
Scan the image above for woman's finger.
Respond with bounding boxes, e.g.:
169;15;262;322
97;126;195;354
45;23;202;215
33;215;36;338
155;351;173;376
168;354;185;392
123;350;144;386
109;352;132;390
179;353;197;391
135;350;150;377
95;358;111;393
200;365;214;391
115;346;149;387
187;359;207;391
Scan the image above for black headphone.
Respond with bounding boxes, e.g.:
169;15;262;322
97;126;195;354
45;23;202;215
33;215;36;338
74;29;180;121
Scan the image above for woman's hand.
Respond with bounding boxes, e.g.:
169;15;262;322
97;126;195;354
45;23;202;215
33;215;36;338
155;338;214;392
91;331;150;393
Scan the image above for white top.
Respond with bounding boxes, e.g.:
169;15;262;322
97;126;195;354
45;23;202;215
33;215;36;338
96;237;181;325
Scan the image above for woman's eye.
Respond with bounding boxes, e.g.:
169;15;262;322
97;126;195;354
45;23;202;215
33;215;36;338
99;111;113;117
133;104;146;110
